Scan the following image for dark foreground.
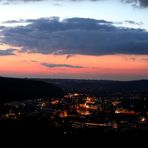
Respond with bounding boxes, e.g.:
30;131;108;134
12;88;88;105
0;120;148;147
0;77;148;146
0;119;148;137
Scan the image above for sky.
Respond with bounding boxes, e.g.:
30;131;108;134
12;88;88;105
0;0;148;80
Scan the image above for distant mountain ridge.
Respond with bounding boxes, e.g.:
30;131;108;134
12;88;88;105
0;77;64;103
40;79;148;96
0;77;148;103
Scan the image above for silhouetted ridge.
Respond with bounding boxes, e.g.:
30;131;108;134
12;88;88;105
41;79;148;96
0;77;64;103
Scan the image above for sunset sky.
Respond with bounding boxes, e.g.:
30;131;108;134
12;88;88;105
0;0;148;80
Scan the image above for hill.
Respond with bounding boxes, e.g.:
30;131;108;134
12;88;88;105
0;77;64;103
40;79;148;96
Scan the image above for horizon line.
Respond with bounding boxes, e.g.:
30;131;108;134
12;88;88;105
0;76;148;82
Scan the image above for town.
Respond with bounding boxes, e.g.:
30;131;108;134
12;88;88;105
0;92;147;136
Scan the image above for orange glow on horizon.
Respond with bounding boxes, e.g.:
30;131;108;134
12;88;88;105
0;50;148;79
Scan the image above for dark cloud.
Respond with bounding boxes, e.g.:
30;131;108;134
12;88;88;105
1;17;148;56
125;20;143;25
0;49;16;56
122;0;148;7
42;63;84;68
137;0;148;7
66;54;74;59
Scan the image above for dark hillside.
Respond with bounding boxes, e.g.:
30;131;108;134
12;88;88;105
0;77;64;103
41;79;148;96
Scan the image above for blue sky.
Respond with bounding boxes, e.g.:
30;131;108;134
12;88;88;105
0;0;148;30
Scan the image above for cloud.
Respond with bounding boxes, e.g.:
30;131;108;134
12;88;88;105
2;20;27;24
124;20;143;25
42;63;84;68
0;0;100;1
0;0;102;4
142;58;148;61
0;49;16;56
0;0;148;8
1;17;148;56
31;60;38;62
1;18;143;27
0;0;45;3
125;56;148;62
66;54;74;59
113;20;143;26
0;26;6;29
122;0;148;8
2;17;60;24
